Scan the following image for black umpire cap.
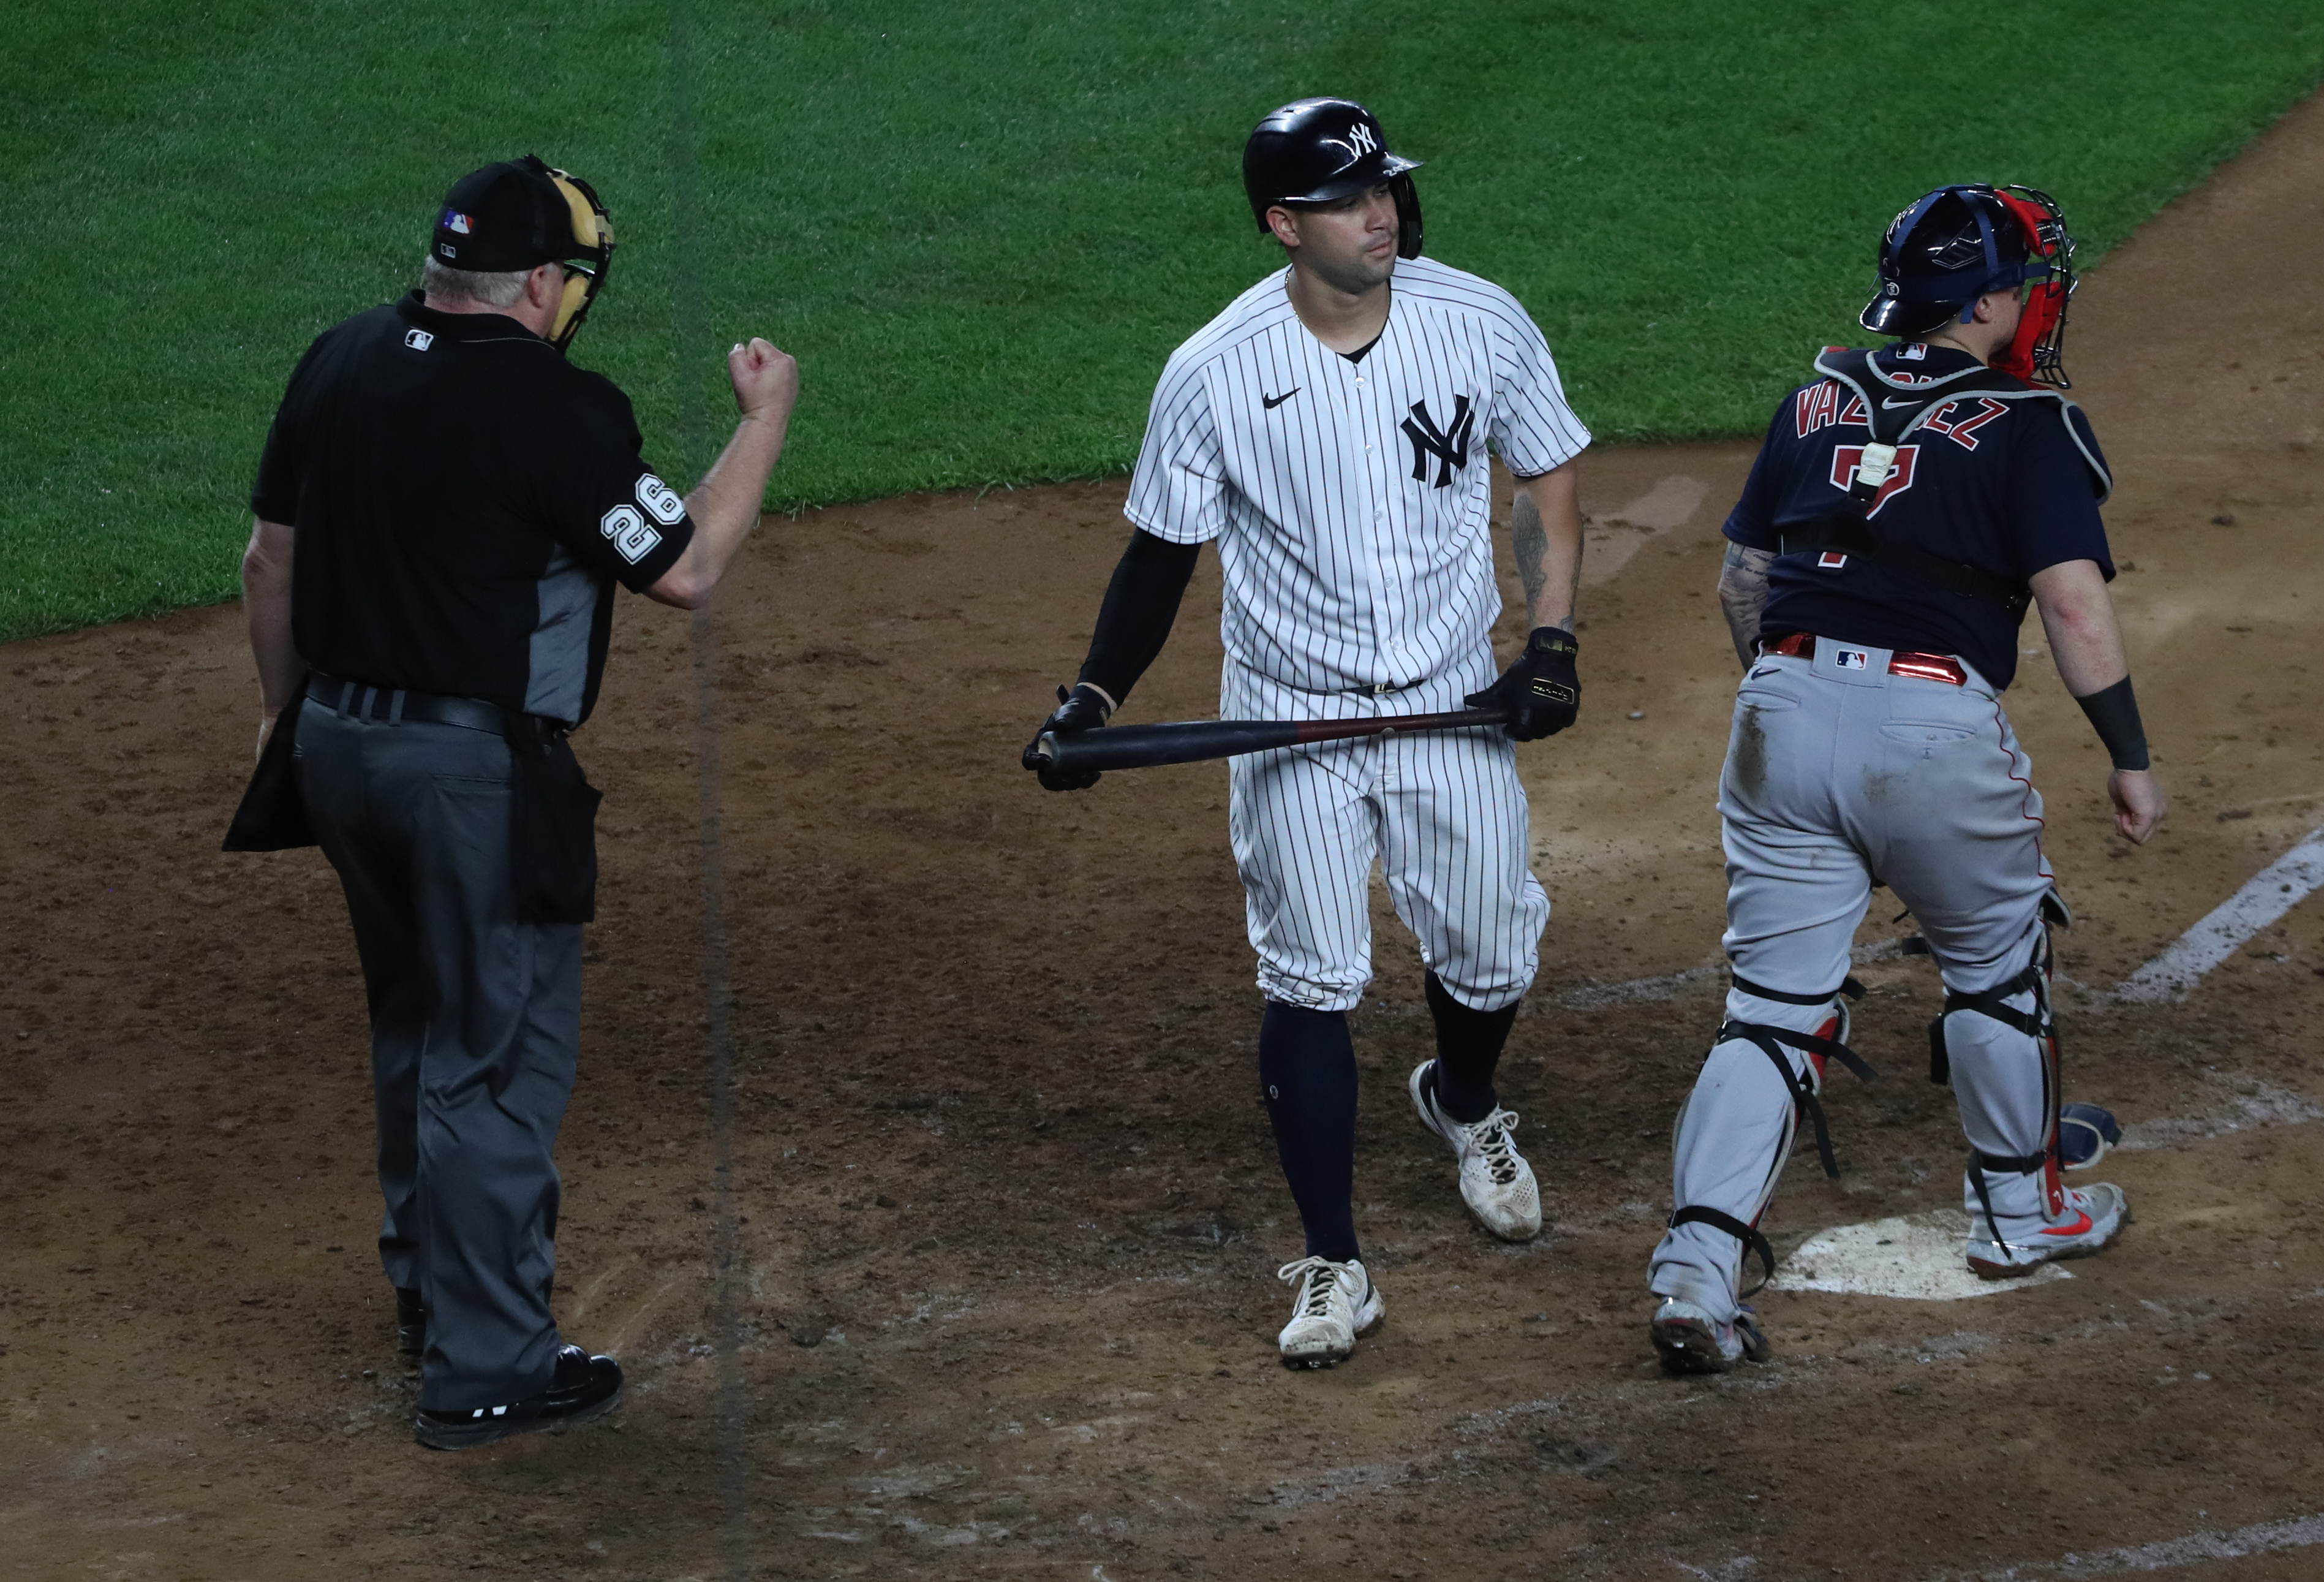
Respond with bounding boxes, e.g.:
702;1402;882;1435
432;154;594;271
1242;98;1424;259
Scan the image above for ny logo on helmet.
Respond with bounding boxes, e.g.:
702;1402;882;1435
1401;396;1474;488
1346;121;1378;156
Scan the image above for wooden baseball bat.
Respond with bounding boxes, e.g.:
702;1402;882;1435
1029;706;1515;774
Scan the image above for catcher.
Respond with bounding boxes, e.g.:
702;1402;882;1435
1646;184;2167;1372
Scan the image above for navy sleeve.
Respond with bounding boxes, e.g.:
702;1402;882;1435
1720;402;1791;551
2007;404;2113;582
535;374;696;592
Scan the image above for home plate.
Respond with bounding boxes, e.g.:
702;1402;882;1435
1766;1210;2072;1300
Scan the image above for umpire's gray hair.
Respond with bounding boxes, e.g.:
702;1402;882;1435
420;256;531;309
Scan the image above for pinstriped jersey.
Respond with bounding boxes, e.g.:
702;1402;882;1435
1124;254;1590;693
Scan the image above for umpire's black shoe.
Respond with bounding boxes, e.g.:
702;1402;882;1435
395;1287;427;1357
412;1345;624;1451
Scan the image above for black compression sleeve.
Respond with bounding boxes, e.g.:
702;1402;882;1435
1077;529;1199;705
2073;675;2151;771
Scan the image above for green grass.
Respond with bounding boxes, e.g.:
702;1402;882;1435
4;2;2320;641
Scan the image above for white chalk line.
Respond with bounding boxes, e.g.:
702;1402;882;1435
1553;823;2324;1012
2118;827;2324;1001
1907;1510;2324;1579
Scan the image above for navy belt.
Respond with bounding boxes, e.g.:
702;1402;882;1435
307;672;566;739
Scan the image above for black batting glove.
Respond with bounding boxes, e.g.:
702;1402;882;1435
1466;627;1580;742
1022;683;1113;792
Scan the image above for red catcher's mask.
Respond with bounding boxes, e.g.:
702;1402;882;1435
1990;186;2077;387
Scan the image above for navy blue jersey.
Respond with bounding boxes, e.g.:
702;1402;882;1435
1722;344;2111;691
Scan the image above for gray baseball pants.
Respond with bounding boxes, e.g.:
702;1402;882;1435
1651;637;2059;1321
295;703;580;1413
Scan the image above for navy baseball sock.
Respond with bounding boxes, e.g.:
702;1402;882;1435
1424;971;1520;1124
1259;1001;1361;1265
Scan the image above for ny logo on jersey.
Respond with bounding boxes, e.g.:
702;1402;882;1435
1828;444;1920;515
1346;121;1378;157
1401;396;1474;487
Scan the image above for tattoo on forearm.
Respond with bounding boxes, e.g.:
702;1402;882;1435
1717;543;1775;670
1512;492;1549;615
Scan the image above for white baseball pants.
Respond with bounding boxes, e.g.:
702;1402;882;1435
1223;661;1550;1015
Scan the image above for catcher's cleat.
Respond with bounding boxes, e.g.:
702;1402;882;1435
396;1287;428;1358
1966;1181;2129;1279
413;1344;623;1451
1275;1256;1384;1368
1408;1061;1542;1241
1650;1297;1770;1374
2058;1102;2122;1170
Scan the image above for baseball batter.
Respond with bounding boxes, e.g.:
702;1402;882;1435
1646;184;2168;1372
1022;99;1591;1366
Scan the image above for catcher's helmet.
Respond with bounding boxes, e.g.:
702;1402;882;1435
1242;98;1423;259
1862;183;2078;385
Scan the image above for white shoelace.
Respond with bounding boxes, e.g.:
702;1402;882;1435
1277;1255;1346;1317
1465;1108;1523;1185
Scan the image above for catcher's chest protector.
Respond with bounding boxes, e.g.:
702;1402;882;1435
1774;347;2111;616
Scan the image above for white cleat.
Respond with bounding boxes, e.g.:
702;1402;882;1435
1408;1060;1543;1241
1966;1181;2130;1279
1275;1256;1384;1368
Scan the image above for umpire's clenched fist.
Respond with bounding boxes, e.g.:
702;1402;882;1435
1023;683;1114;791
1467;627;1580;741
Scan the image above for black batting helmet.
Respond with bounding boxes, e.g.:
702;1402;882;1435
1242;98;1424;259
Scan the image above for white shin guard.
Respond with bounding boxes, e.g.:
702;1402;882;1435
1653;980;1868;1322
1934;923;2064;1236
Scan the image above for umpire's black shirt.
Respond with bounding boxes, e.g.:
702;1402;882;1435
252;292;695;724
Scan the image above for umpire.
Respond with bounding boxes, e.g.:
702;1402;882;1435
232;155;797;1449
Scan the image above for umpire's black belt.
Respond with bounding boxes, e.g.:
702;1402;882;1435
307;672;568;741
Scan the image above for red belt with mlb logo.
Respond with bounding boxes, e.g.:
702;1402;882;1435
1760;630;1966;686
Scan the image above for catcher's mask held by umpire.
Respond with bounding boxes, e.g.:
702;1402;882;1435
1860;183;2078;387
433;154;616;354
1243;97;1424;260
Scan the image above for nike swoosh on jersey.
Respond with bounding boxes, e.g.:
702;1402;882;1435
1880;396;1920;409
1262;388;1301;410
2039;1210;2096;1237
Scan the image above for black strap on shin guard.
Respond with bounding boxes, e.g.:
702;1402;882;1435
1669;1205;1778;1297
1967;1147;2050;1248
1717;1018;1878;1179
1731;971;1866;1008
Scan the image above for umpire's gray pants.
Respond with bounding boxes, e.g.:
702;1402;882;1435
1651;639;2057;1320
296;704;580;1413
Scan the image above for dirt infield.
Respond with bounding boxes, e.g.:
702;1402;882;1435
6;98;2323;1581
